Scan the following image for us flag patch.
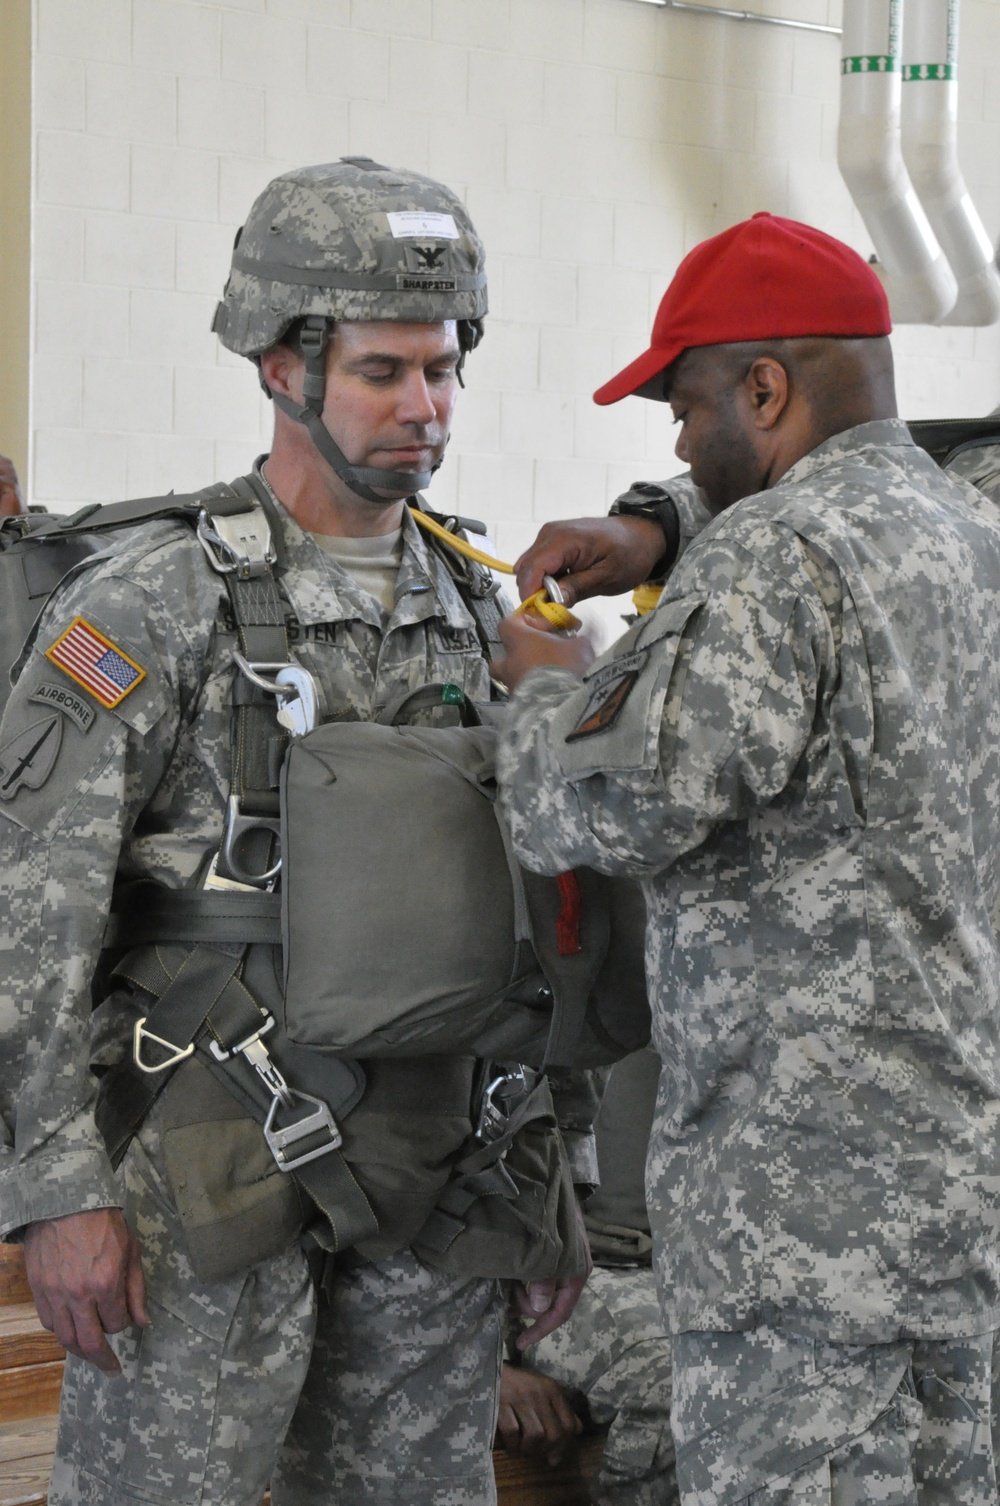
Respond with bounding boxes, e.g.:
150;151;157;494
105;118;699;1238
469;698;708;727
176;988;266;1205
45;617;146;710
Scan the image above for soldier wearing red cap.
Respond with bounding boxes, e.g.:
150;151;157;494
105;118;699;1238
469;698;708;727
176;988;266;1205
494;215;1000;1502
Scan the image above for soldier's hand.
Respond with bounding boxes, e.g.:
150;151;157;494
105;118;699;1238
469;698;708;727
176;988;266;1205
497;1363;584;1466
511;1269;590;1350
0;454;24;517
511;1203;593;1350
514;515;667;607
24;1208;150;1376
493;611;595;693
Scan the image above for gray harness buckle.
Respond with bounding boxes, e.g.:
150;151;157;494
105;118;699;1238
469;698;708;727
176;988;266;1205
197;507;275;579
264;1092;343;1172
214;1015;343;1171
208;1012;276;1064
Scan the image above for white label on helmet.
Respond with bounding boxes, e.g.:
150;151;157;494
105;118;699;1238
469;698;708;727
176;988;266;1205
386;211;459;240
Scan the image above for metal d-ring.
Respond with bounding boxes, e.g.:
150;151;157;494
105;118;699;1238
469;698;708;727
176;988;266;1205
542;573;566;606
133;1017;196;1074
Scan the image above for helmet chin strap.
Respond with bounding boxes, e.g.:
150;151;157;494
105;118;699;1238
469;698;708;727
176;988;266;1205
269;316;434;504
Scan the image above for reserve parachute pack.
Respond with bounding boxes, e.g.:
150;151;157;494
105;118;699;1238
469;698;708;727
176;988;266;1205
0;477;648;1279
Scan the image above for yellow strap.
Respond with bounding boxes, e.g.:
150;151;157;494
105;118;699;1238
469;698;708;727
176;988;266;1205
409;506;580;631
517;590;579;632
631;582;664;617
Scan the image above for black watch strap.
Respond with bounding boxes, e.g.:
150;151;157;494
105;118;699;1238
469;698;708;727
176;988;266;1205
609;482;680;583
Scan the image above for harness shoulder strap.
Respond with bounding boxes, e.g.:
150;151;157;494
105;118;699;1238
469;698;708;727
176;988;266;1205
409;498;506;663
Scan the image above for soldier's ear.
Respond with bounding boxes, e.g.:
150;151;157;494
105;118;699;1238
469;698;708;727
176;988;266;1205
259;343;301;401
745;357;789;430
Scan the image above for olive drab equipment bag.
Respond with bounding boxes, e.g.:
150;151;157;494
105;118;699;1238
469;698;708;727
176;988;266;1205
280;686;650;1067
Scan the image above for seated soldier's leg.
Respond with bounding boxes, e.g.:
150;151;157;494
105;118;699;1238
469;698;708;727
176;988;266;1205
525;1265;677;1506
48;1110;316;1506
671;1326;999;1505
271;1249;505;1506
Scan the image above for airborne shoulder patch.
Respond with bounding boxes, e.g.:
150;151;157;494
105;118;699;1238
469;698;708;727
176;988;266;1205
44;617;146;710
565;649;649;743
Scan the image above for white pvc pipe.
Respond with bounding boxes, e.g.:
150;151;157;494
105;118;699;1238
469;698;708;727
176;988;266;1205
838;0;957;323
901;0;1000;325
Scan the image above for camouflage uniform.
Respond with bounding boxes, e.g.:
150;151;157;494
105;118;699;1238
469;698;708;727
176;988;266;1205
497;419;1000;1501
944;438;1000;507
522;1048;678;1506
0;490;592;1506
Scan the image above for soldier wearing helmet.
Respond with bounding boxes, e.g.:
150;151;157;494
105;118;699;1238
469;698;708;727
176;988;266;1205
0;161;592;1506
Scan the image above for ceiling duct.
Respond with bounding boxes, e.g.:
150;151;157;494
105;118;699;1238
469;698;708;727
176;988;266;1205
900;0;1000;325
838;0;957;323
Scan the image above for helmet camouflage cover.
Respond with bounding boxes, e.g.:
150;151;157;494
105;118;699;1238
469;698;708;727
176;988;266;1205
213;157;488;357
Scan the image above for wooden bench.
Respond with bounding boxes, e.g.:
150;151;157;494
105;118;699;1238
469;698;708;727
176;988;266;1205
0;1245;600;1505
0;1246;62;1506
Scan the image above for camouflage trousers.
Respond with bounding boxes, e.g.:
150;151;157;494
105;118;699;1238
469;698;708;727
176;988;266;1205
526;1264;677;1506
670;1324;1000;1505
48;1109;505;1506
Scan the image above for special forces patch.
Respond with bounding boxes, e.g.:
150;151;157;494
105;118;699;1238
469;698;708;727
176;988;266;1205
0;715;62;800
565;650;649;743
44;618;146;710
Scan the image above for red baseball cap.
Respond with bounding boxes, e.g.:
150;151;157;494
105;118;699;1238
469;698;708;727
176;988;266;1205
593;212;891;406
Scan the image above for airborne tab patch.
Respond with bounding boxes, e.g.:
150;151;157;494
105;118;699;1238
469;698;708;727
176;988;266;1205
44;617;146;710
565;650;648;743
30;681;96;733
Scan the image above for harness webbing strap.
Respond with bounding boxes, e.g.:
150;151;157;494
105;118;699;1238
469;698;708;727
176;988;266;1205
95;944;246;1169
205;488;291;878
95;940;379;1254
412;1081;549;1257
105;882;282;949
10;487;254;544
194;1042;378;1255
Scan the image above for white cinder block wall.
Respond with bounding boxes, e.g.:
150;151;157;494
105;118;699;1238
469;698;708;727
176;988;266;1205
29;0;1000;575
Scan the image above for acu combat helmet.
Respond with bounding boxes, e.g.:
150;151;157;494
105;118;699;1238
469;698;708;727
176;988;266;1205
213;157;488;502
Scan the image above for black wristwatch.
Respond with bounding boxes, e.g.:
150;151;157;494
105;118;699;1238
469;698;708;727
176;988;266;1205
608;482;680;583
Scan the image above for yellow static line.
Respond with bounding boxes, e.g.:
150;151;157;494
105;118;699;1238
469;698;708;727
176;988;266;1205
409;507;581;631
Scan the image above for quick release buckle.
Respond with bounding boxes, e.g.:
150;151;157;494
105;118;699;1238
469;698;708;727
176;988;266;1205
197;507;275;579
475;1066;529;1144
213;1015;342;1171
208;1012;276;1064
264;1093;343;1173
